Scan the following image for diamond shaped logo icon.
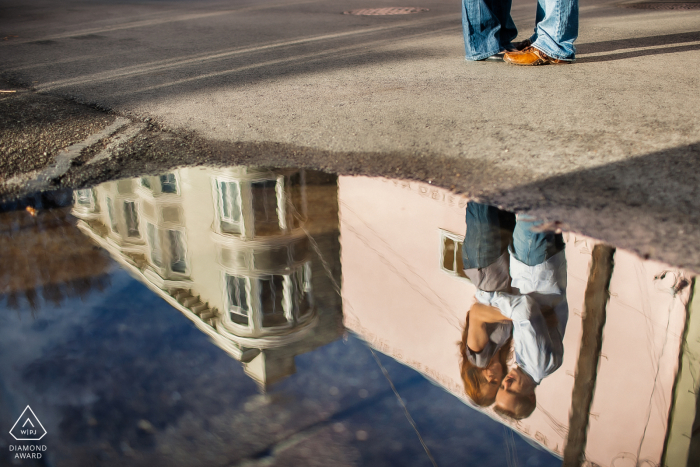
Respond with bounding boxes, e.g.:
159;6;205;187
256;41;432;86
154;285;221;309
9;406;47;441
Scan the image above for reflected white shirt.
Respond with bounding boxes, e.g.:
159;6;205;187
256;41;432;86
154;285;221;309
474;249;567;384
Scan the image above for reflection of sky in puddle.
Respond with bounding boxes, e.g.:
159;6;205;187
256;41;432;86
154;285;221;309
0;166;696;467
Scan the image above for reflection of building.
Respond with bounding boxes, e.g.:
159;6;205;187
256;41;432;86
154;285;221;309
73;167;342;389
338;176;694;466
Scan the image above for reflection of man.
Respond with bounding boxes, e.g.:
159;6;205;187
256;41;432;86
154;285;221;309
461;202;568;419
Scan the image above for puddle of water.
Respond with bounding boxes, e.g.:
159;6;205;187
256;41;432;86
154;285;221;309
0;165;698;467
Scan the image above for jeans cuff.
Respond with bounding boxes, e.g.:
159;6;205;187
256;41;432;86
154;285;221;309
465;49;503;61
532;41;575;61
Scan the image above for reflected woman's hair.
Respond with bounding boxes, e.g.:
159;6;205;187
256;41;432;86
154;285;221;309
459;313;512;407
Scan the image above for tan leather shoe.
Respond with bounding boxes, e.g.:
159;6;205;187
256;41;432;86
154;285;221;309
503;46;571;66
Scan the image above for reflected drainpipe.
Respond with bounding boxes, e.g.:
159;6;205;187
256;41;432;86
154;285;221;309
563;244;616;467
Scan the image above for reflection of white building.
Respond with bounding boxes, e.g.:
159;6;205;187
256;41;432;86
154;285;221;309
73;167;341;388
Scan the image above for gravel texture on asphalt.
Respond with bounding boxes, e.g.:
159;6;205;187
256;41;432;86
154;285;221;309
0;79;114;179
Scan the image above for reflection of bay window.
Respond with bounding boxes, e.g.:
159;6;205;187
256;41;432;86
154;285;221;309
168;230;187;273
293;263;313;318
147;223;163;267
227;275;249;325
251;180;283;236
146;224;188;276
124;201;140;238
260;275;286;327
160;174;178;194
216;180;242;234
225;264;312;330
106;197;118;232
76;189;94;207
214;175;294;238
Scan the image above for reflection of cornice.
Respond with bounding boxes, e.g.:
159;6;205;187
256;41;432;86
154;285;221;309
215;314;318;349
71;208;101;220
210;228;307;247
142;267;192;291
210;167;297;182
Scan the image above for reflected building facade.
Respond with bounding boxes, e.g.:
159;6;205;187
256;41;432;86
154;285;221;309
72;167;342;389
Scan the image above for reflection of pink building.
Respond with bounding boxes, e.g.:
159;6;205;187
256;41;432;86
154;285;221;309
339;176;692;465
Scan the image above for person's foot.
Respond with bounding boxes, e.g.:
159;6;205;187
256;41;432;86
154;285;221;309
510;39;532;51
476;52;504;62
503;46;571;66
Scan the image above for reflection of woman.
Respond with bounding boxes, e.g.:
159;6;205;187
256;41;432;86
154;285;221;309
459;203;515;406
459;202;568;418
460;302;512;406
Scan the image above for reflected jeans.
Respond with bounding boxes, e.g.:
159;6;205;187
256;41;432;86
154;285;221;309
512;215;565;266
461;0;517;60
461;0;578;61
463;202;564;269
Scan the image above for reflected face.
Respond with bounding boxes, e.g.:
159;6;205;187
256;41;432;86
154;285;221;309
480;361;504;399
495;368;528;412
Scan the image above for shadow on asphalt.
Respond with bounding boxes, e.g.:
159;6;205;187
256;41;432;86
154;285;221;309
577;30;700;54
576;30;700;62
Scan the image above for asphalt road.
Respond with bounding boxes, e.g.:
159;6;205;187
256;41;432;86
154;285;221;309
1;0;699;271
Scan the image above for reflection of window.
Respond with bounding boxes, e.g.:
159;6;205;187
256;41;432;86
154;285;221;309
106;197;118;232
260;275;286;327
292;263;312;317
147;223;162;267
251;180;281;236
140;177;151;189
124;201;140;238
168;230;187;273
76;189;93;206
440;230;468;279
225;265;313;329
227;275;249;325
216;180;242;234
159;174;178;194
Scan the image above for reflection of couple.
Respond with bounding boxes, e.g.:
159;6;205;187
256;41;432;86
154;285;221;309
459;202;568;419
461;0;578;64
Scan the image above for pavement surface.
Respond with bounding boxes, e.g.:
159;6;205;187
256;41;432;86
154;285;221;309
1;0;699;271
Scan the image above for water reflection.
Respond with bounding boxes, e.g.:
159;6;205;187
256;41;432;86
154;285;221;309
71;168;698;465
71;167;341;389
337;175;696;465
0;165;698;466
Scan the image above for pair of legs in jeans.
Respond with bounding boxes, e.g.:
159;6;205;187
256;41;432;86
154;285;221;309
463;202;564;272
461;0;578;61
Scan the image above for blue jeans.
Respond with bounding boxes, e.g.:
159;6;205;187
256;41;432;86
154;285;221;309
512;215;565;266
463;202;564;269
529;0;579;60
463;202;515;269
461;0;517;60
462;0;578;61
